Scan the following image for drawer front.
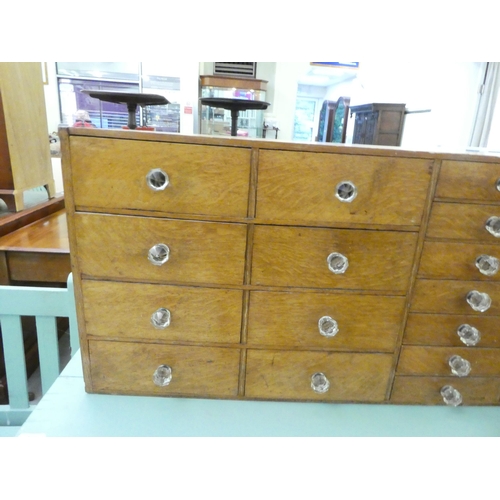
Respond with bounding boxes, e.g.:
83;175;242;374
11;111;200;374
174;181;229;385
256;150;432;226
245;349;392;402
251;225;418;292
405;313;500;348
397;346;500;377
69;137;251;217
419;241;500;281
89;340;240;397
391;376;500;405
436;160;500;202
411;279;500;315
427;202;500;241
247;290;405;351
74;213;247;285
82;280;243;344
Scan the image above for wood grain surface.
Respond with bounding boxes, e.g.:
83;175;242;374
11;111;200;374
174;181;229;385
82;280;243;344
245;349;392;402
404;313;500;347
391;376;500;405
89;340;240;397
419;241;500;280
74;213;247;285
411;279;500;315
69;137;252;217
256;150;432;226
436;160;500;202
247;290;405;351
397;345;500;376
251;225;418;292
427;202;500;241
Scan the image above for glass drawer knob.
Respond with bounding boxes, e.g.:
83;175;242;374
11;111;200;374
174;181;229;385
151;308;171;329
496;178;500;192
146;168;169;191
475;254;500;276
311;372;330;393
153;364;172;387
335;181;358;203
327;252;349;274
440;385;462;406
318;316;339;338
457;324;481;346
448;355;471;377
466;290;492;312
148;244;170;266
485;216;500;237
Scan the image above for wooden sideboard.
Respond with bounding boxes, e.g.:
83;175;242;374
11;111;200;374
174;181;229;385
60;126;500;406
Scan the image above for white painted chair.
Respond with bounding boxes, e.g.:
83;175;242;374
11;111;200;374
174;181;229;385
0;273;79;426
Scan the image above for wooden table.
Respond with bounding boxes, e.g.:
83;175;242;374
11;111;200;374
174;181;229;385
0;208;70;285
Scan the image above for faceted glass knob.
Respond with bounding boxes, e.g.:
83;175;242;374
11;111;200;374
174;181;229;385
440;385;462;406
311;372;330;393
448;355;471;377
327;252;349;274
153;364;172;387
475;254;500;276
148;243;170;266
151;308;171;329
457;324;481;346
485;216;500;237
335;181;358;203
466;290;492;312
318;316;339;338
146;168;169;191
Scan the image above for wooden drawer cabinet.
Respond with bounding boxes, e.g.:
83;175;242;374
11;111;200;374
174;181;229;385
69;137;252;217
61;127;500;406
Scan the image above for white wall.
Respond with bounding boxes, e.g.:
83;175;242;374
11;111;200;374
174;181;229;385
324;62;486;150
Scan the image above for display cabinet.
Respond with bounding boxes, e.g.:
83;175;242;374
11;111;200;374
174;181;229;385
350;102;406;146
316;97;350;143
199;76;267;138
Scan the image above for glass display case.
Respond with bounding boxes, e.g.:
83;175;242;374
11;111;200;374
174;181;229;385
200;75;267;138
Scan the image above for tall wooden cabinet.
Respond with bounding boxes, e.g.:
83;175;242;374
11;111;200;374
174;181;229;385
0;63;56;211
350;102;406;147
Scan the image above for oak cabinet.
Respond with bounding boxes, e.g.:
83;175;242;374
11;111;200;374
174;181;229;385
61;127;500;406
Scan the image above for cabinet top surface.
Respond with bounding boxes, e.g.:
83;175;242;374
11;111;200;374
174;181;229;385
60;126;500;163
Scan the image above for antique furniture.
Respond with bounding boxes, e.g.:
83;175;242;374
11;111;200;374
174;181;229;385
60;126;500;406
0;209;70;285
200;98;270;137
200;76;268;138
350;102;406;146
80;90;169;130
316;97;350;143
0;63;56;211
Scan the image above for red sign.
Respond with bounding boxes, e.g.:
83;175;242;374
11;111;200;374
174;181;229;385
184;106;193;114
